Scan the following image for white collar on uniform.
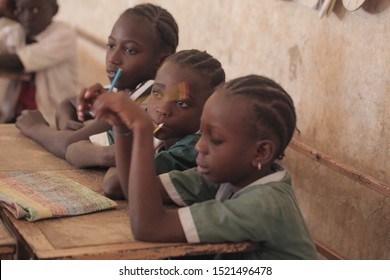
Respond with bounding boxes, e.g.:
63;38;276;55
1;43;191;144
215;164;286;201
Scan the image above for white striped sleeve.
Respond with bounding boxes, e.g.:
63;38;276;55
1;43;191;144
159;173;187;206
178;207;200;243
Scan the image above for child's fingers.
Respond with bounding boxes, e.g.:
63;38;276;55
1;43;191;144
84;83;106;98
92;92;152;130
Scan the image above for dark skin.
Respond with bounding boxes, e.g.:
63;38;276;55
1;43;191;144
15;13;170;162
57;14;167;131
0;0;58;73
99;61;213;199
0;0;16;19
91;87;278;242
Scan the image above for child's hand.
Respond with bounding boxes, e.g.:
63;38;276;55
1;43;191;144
92;92;152;131
77;83;107;122
58;119;85;131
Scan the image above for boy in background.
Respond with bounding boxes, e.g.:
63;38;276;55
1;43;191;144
0;0;78;126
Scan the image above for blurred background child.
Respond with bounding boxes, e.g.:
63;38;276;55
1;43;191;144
0;0;78;125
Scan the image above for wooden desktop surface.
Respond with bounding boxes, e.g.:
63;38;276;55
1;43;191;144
0;124;258;259
0;219;16;259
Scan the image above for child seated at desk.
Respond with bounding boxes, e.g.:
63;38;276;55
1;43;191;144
78;49;226;199
91;75;318;260
0;0;18;116
0;0;78;126
15;3;179;163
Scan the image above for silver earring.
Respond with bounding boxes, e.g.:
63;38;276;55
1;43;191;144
257;162;262;170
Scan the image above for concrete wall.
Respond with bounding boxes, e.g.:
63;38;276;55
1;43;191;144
56;0;390;259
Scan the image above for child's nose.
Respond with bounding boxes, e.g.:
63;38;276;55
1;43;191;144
195;135;207;154
108;49;121;65
156;102;172;117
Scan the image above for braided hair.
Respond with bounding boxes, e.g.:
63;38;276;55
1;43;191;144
122;3;179;54
223;75;297;159
165;49;226;93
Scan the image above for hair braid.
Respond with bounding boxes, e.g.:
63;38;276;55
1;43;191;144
166;49;226;92
122;3;179;54
223;75;297;159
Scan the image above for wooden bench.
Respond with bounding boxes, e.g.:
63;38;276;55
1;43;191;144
0;220;16;260
315;239;347;260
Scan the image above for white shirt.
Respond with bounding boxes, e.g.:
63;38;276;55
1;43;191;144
0;21;79;126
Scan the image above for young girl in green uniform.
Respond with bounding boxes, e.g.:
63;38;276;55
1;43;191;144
83;74;317;259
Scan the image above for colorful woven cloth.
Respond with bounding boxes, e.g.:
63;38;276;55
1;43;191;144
0;171;117;222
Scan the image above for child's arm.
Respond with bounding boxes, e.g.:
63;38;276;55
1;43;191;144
55;96;84;131
56;83;107;130
65;140;115;168
93;93;186;242
15;110;112;158
0;54;24;73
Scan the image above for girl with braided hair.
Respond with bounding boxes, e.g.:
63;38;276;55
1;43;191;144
84;49;226;199
91;74;317;259
15;3;178;164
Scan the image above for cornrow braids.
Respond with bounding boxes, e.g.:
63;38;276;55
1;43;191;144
166;49;226;91
122;3;179;54
223;75;297;159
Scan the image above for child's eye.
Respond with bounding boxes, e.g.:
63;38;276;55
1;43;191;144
176;100;189;108
106;43;115;50
210;138;223;145
151;90;163;100
125;48;137;55
32;7;39;14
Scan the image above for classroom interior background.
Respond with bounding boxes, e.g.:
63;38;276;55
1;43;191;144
55;0;390;259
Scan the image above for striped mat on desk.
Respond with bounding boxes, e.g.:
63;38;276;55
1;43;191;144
0;171;117;222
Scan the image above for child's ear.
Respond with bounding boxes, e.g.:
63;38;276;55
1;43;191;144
252;139;276;168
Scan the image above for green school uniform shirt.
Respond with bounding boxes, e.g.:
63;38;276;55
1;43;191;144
159;166;317;260
154;133;201;174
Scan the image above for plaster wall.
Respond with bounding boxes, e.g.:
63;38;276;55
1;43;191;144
56;0;390;259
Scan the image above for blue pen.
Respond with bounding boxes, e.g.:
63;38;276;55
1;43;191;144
108;68;122;92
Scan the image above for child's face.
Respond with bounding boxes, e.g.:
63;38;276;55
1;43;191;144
195;89;260;188
147;61;212;141
15;0;57;36
106;14;165;91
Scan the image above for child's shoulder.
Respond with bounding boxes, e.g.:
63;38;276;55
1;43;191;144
175;133;201;146
237;168;292;197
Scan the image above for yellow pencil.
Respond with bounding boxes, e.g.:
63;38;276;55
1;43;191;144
153;123;164;134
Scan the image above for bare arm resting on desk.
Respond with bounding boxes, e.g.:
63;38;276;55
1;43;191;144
66;140;115;168
15;110;112;159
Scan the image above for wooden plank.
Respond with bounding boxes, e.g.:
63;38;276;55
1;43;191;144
35;241;259;260
0;124;76;171
314;239;347;260
0;219;16;259
289;139;390;197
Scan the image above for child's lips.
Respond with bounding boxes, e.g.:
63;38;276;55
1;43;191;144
196;161;209;174
107;70;118;79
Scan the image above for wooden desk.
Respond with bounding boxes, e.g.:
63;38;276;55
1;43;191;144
0;124;258;259
0;219;16;259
